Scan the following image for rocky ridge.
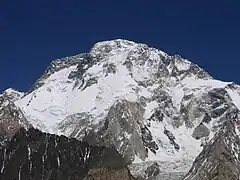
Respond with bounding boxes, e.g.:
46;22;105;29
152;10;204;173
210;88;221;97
0;127;134;180
183;120;240;180
0;89;30;144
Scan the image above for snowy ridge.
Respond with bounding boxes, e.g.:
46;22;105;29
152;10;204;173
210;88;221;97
4;39;240;179
0;88;24;107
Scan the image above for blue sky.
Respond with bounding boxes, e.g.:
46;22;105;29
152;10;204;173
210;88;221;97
0;0;240;92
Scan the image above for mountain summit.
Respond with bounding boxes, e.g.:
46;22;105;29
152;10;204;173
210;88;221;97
1;39;240;179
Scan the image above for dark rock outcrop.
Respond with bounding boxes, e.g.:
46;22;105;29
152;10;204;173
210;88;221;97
164;128;180;151
192;123;210;140
141;126;159;154
145;162;160;179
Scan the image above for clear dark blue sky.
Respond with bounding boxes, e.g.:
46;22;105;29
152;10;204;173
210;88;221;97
1;0;240;92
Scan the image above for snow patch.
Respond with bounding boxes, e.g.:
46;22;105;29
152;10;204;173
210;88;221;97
144;101;158;119
175;59;191;71
181;77;231;89
227;89;240;110
170;85;185;111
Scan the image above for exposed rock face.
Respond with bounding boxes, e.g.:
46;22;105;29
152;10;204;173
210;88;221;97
101;100;146;163
192;123;210;140
183;120;240;180
164;128;180;151
141;125;159;155
0;127;135;180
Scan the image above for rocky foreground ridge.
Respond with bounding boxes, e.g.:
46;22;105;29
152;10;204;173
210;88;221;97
0;127;134;180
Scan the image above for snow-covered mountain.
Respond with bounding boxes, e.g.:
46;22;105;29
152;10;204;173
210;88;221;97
1;39;240;179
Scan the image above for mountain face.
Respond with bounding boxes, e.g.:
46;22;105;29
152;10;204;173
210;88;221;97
1;39;240;179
